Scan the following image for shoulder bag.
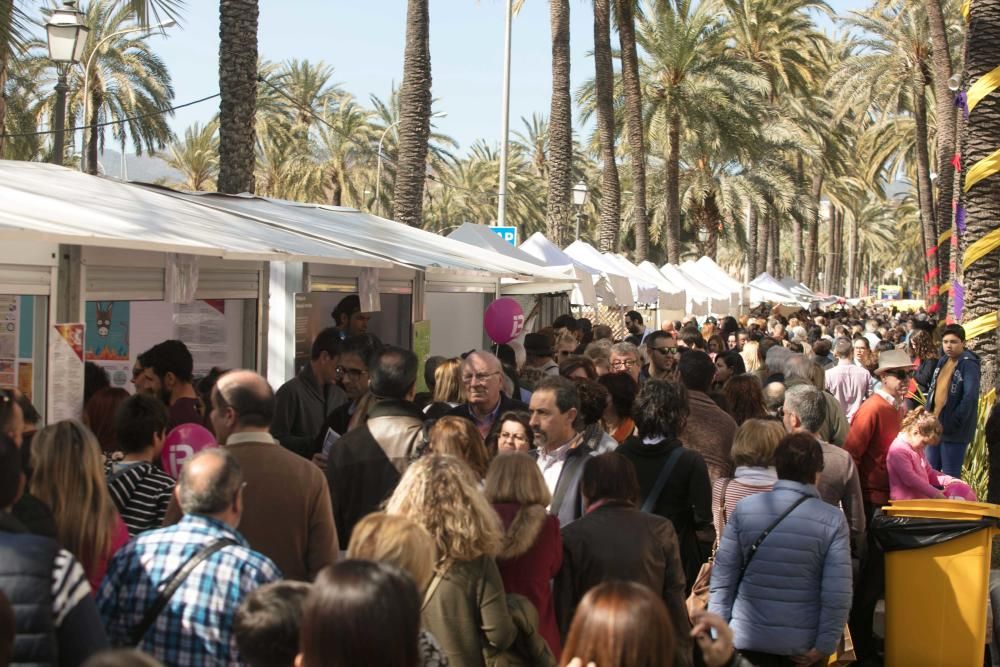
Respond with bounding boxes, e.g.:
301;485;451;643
734;494;810;591
685;478;732;621
129;537;237;646
640;447;684;513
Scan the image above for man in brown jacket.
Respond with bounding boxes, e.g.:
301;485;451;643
165;370;337;581
678;351;737;483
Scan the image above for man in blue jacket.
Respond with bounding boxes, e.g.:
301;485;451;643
709;432;852;666
925;324;981;477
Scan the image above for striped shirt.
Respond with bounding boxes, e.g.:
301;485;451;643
711;469;778;541
106;461;176;536
53;549;92;626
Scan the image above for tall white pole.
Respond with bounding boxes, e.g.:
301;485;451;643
496;0;513;228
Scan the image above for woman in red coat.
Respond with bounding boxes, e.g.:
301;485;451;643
485;452;563;658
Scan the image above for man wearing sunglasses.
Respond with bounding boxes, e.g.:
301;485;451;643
641;330;679;382
843;348;912;662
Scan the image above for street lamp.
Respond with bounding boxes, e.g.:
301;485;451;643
81;19;176;174
894;267;903;286
697;227;709;244
572;180;588;241
45;0;89;166
375;111;447;217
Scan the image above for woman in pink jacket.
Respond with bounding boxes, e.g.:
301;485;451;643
887;408;976;501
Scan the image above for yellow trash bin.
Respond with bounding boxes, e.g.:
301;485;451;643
878;499;1000;667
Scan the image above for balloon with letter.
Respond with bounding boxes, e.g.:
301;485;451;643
160;423;217;479
484;298;525;345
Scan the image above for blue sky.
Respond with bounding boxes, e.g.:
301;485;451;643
143;0;869;155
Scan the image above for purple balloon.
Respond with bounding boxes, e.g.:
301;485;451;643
160;423;217;479
484;298;526;345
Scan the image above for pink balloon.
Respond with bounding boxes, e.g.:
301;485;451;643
484;298;526;345
160;423;217;479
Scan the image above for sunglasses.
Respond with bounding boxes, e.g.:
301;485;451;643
650;346;678;355
884;370;911;380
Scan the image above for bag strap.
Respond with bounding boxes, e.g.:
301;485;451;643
129;537;237;646
711;478;733;557
421;563;450;612
640;446;684;513
735;495;810;590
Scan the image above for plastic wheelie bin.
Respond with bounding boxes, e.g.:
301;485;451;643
874;498;1000;667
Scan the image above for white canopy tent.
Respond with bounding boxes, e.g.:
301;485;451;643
633;260;686;317
560;240;636;308
749;272;803;305
599;252;663;307
678;261;738;314
445;223;579;295
694;256;747;312
518;232;603;306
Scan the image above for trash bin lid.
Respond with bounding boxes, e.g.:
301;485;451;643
881;498;1000;521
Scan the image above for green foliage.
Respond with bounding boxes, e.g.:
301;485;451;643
962;390;997;503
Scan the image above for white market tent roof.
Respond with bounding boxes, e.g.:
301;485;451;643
517;232;600;306
694;256;747;309
446;223;579;295
0;161;392;267
563;241;637;308
749;272;802;305
679;261;738;313
600;252;661;306
660;263;724;316
633;260;686;315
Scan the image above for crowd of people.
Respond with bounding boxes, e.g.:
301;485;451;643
0;296;996;667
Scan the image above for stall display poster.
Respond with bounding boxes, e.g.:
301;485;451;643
47;323;84;423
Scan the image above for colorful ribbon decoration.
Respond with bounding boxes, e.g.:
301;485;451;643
956;91;969;119
963;227;1000;269
956;205;967;234
940;281;952;293
954;282;966;321
962;0;972;19
964;146;1000;192
938;229;952;246
967;64;1000;114
964;311;998;341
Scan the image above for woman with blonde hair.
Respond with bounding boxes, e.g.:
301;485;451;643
711;419;785;538
428;416;491;480
386;455;516;666
887;408;976;501
484;453;562;657
347;513;449;667
423;358;466;420
740;340;762;374
30;419;129;591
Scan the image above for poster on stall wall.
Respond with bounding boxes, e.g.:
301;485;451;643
413;320;431;393
47;323;84;423
173;300;228;376
85;301;132;389
0;296;17;390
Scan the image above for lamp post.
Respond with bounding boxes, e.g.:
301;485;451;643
572;180;589;242
45;1;89;166
81;19;175;174
697;226;709;256
496;0;514;229
375;111;446;217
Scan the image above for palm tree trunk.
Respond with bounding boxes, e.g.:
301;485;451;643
746;205;758;280
217;0;259;195
847;213;859;298
393;0;433;227
925;0;957;311
86;90;101;176
755;208;769;276
615;0;648;262
824;205;836;294
792;155;804;282
665;112;681;263
594;0;621;252
546;0;572;247
0;1;12;159
961;0;1000;391
766;215;778;276
913;76;940;305
804;171;823;289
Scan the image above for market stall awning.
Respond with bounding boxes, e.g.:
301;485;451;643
517;233;605;307
633;260;686;315
749;272;802;305
0;161;392;267
564;241;636;308
679;261;738;313
600;252;668;308
446;224;579;295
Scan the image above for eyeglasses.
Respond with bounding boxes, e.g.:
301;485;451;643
462;371;500;384
775;406;785;419
557;350;575;358
611;359;637;369
336;366;368;379
650;346;678;355
884;370;911;380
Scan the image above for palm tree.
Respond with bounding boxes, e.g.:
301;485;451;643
592;0;621;252
614;0;649;261
546;0;573;247
830;4;940;306
218;0;259;194
166;121;219;191
637;0;765;264
77;0;174;175
2;0;181;159
960;0;1000;390
311;97;378;207
393;0;433;227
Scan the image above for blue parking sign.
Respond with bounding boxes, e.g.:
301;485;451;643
491;226;518;247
